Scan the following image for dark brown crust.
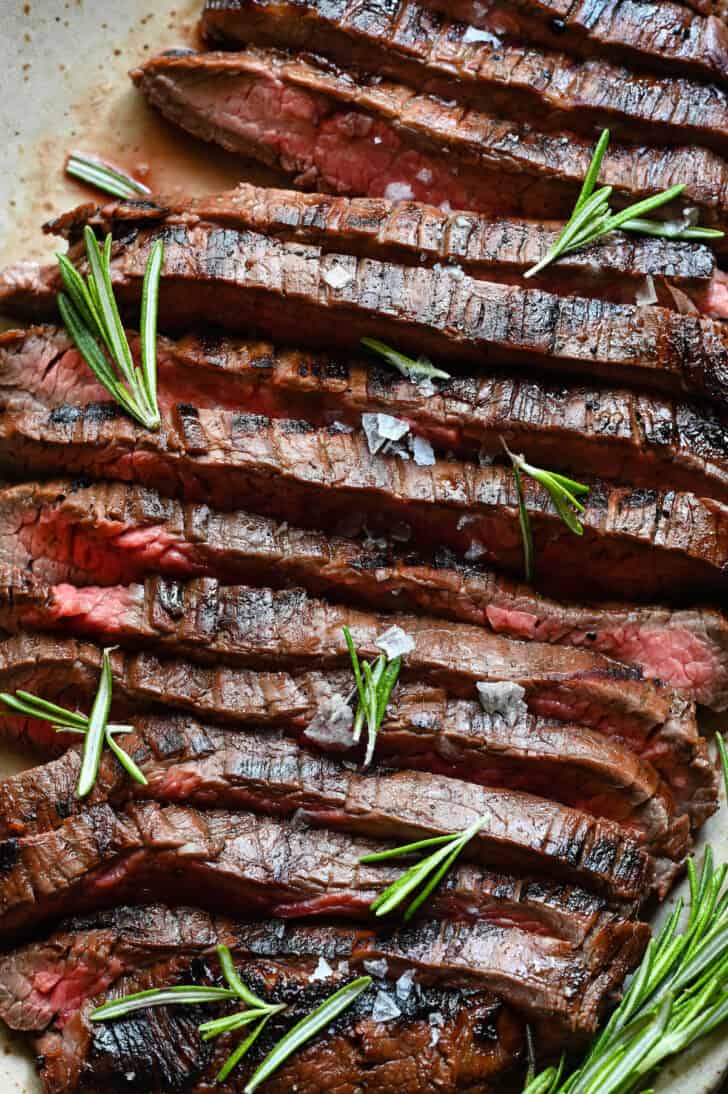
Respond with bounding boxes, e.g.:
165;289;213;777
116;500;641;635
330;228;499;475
201;0;728;155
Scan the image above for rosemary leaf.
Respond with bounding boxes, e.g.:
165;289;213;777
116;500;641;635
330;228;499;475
361;337;451;381
91;985;238;1021
217;945;269;1010
199;1008;273;1041
524;129;722;278
359;832;456;865
369;836;464;917
77;647;113;798
512;463;534;582
104;727;148;787
66;152;151;200
243;977;372;1093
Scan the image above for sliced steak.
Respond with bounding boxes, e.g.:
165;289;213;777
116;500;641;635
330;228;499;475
1;401;727;604
0;634;713;827
8;223;728;410
127;50;728;242
0;907;527;1093
0;800;650;1028
0;570;691;739
49;187;727;314
201;0;728;155
9;326;728;505
418;0;728;86
0;715;659;897
0;710;682;878
5;478;728;711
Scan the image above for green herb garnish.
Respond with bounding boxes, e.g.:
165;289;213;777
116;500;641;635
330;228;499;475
0;648;147;796
92;946;370;1089
343;625;402;767
501;438;590;583
57;225;162;429
360;814;488;921
66;152;151;200
523;845;728;1094
243;976;372;1093
362;337;451;381
524;129;723;279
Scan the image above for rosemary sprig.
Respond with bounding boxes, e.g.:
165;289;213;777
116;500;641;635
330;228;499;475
57;225;162;430
501;438;590;583
523;843;728;1094
360;814;488;921
361;337;451;381
343;625;402;767
93;945;371;1089
0;649;147;796
524;129;723;279
243;976;372;1093
66;152;151;200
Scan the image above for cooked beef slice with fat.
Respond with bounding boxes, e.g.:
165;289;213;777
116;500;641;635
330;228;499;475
0;800;649;1031
417;0;728;86
200;0;728;156
9;325;728;505
0;403;726;604
0;711;684;883
0;570;693;741
0;908;527;1093
5;478;728;711
0;634;713;827
48;186;728;314
7;223;728;410
127;49;728;241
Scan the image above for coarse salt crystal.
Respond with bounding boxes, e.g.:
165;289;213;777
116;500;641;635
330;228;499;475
384;181;414;201
310;956;333;982
635;274;657;307
395;969;416;1000
416;168;433;184
371;990;402;1022
412;435;436;466
465;539;486;560
376;625;415;659
463;25;501;45
476;681;528;727
364;958;389;978
322;265;354;290
362;412;410;455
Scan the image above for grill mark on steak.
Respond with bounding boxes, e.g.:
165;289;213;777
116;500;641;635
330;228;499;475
0;399;727;604
47;187;725;314
0;800;649;1033
0;711;683;889
0;634;713;829
7;223;728;410
127;49;728;242
0;908;527;1093
9;326;728;507
200;0;728;156
0;570;689;741
4;477;728;713
417;0;728;87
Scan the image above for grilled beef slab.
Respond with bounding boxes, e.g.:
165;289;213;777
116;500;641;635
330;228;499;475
47;187;728;313
0;634;713;826
201;0;728;155
7;222;728;410
0;907;527;1092
1;399;727;604
5;478;728;711
418;0;728;86
0;570;691;739
9;325;728;506
0;710;684;884
128;49;728;242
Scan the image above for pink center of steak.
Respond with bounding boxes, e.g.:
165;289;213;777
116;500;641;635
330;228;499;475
32;958;124;1026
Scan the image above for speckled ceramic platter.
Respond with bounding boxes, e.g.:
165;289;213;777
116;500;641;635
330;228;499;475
1;2;727;1091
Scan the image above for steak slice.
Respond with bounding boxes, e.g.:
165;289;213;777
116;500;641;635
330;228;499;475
1;402;727;604
47;187;728;314
0;907;527;1093
8;224;728;410
9;325;728;505
0;570;689;740
5;478;728;711
200;0;728;156
418;0;728;86
0;715;658;897
128;49;728;241
0;634;713;828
